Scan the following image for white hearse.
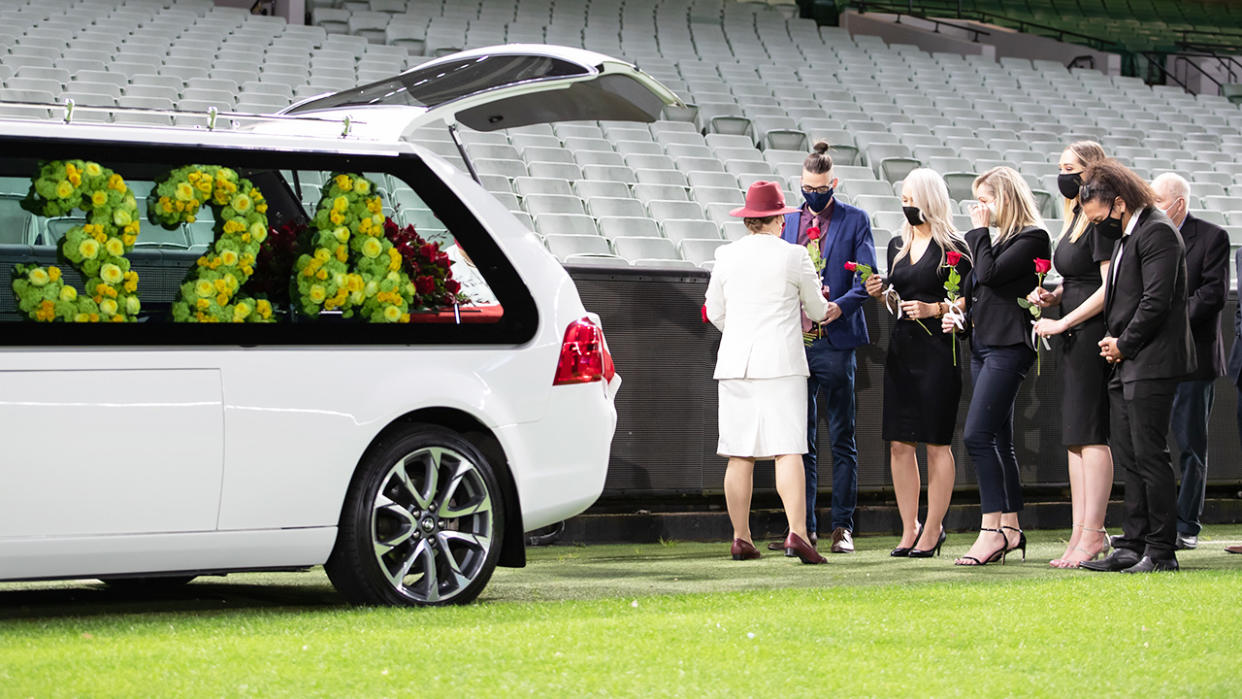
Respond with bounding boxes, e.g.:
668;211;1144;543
0;46;679;605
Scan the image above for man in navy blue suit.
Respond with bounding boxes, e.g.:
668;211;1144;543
769;141;876;554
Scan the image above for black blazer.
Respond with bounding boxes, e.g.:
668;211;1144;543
1104;207;1196;384
964;225;1052;348
1229;247;1242;386
1179;213;1230;380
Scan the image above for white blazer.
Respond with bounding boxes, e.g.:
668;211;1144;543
705;233;831;380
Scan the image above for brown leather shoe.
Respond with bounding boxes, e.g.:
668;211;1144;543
769;531;816;553
830;527;854;553
1226;544;1242;554
731;538;761;560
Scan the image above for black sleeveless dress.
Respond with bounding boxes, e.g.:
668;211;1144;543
1052;210;1114;447
881;237;972;445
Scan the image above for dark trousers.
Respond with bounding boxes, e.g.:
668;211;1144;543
1110;374;1179;560
804;343;857;534
964;343;1034;514
1170;378;1214;536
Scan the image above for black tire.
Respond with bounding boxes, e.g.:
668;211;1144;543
325;423;504;606
100;575;196;589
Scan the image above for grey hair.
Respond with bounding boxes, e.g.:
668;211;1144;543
1152;172;1191;201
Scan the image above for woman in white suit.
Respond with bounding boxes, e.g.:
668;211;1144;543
705;181;831;564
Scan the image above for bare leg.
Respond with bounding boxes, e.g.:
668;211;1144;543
1056;447;1085;566
1061;444;1114;566
890;441;921;548
916;444;955;550
775;454;810;542
955;511;1005;565
724;457;756;543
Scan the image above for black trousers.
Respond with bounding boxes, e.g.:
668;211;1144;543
1108;373;1179;559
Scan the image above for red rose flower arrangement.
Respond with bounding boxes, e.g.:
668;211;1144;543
383;219;462;310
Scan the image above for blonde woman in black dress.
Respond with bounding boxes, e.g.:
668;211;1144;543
1030;141;1115;568
865;169;971;557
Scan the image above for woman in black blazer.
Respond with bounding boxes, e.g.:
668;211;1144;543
949;166;1051;566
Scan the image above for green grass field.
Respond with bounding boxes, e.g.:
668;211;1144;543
3;527;1242;697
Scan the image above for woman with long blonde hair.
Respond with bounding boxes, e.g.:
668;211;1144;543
865;169;971;557
947;166;1050;566
1030;141;1115;568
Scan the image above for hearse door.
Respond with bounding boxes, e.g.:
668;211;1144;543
0;365;225;538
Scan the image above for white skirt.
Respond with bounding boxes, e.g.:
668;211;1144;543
717;376;808;458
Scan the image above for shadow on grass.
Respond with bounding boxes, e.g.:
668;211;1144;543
0;579;344;622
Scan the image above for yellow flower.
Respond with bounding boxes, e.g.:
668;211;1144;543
55;180;74;198
47;266;61;282
347;275;364;292
249;222;266;239
100;263;123;285
315;269;328;281
225;274;238;292
123;278;138;293
329;211;345;226
355;179;371;195
90;190;107;207
195;279;215;298
400;313;410;323
84;162;102;177
28;268;49;287
196;298;209;310
232;194;252;213
214;279;228;294
220;250;239;266
309;285;327;304
125;295;141;315
113;209;133;227
59;286;77;302
160;197;174;213
99;298;118;316
223;219;246;234
105;237;124;257
334;174;353;191
335;245;348;262
383;305;401;322
333;196;349;213
175;182;195;201
314;248;330;262
362;237;383;259
333;227;349;243
216;293;229;305
108;173;125;191
78;239;99;260
366;197;382;214
256;299;272;318
233;302;252;322
74;313;90;323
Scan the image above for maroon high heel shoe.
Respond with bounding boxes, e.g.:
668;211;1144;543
784;532;827;564
731;538;761;560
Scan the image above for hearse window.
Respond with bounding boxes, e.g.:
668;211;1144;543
287;55;587;112
0;137;534;345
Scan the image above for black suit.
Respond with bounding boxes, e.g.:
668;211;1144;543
1104;207;1196;560
1168;213;1230;538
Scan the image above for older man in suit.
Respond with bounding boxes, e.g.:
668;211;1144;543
1079;160;1196;573
767;142;876;554
1152;173;1230;551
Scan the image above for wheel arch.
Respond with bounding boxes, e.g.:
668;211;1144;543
341;407;526;569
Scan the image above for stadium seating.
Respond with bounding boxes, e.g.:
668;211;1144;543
3;0;1242;273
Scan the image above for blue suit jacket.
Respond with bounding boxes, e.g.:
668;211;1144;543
783;199;876;349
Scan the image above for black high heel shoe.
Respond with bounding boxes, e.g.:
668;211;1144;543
891;523;922;557
909;527;947;558
1003;525;1027;562
954;527;1008;566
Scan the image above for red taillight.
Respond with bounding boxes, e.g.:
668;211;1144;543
553;317;614;385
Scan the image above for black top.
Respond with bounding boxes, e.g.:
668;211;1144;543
1179;213;1231;380
1104;207;1196;384
886;236;973;311
964;225;1052;348
1053;209;1114;318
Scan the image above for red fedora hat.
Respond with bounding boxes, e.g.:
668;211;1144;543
729;180;800;217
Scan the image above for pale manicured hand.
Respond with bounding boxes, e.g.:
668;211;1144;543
900;300;932;319
1034;317;1066;337
864;274;884;298
940;313;959;334
969;203;991;230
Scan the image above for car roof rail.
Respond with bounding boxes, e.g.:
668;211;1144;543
0;99;365;137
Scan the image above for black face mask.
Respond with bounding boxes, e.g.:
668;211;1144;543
902;206;924;226
1057;172;1083;200
1095;203;1124;240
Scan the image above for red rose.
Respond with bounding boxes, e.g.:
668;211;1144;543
946;250;962;266
415;275;435;295
807;226;821;240
1034;257;1052;274
419;243;438;262
446;279;461;294
843;261;857;271
700;304;709;323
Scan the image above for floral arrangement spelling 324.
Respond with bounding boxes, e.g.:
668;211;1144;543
10;163;463;324
12;160;142;322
